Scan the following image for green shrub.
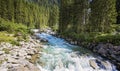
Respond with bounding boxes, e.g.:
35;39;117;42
0;18;28;34
0;32;15;43
95;34;120;45
111;24;120;32
10;40;20;46
15;24;28;34
61;31;120;45
0;19;16;32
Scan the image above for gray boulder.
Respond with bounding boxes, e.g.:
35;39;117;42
89;59;100;69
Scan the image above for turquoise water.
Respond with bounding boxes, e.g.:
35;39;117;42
37;33;117;71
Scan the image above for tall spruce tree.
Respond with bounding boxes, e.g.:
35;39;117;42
0;0;59;29
59;0;89;34
90;0;117;33
116;0;120;24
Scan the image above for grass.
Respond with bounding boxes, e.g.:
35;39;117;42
0;18;28;34
0;18;30;45
0;31;15;43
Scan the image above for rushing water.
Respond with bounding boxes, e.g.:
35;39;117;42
36;33;118;71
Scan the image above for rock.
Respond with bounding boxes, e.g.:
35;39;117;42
26;63;40;71
0;55;5;61
106;43;114;49
0;68;7;71
98;47;107;56
88;43;96;49
31;29;40;33
17;59;39;71
8;65;29;71
19;41;25;45
18;49;27;57
40;38;48;42
27;49;35;55
114;46;120;51
7;57;18;64
0;51;5;55
26;55;31;59
93;43;104;52
0;36;41;71
15;32;22;36
89;59;100;69
36;40;40;43
101;61;112;70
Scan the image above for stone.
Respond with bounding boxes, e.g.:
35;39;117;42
89;59;100;69
98;48;107;56
27;63;40;71
7;57;18;64
101;61;112;70
114;46;120;51
0;51;5;55
18;49;27;57
40;38;48;42
31;29;40;33
15;32;22;36
8;65;29;71
106;43;114;49
95;44;104;50
0;68;7;71
0;36;41;71
26;55;31;59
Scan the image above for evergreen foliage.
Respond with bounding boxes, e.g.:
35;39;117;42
59;0;117;33
59;0;89;33
90;0;117;33
59;0;119;45
116;0;120;24
0;0;59;29
0;0;120;45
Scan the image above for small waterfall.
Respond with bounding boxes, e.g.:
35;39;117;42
36;33;118;71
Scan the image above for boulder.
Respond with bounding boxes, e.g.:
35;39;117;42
39;38;48;42
114;46;120;51
93;44;104;52
98;47;107;56
31;29;40;33
101;61;112;70
89;59;100;69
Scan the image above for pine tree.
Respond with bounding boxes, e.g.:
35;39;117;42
90;0;117;33
116;0;120;24
59;0;89;33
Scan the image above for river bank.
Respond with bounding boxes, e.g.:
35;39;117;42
0;35;42;71
57;35;120;70
0;31;119;71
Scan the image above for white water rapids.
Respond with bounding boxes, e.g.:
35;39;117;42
36;33;118;71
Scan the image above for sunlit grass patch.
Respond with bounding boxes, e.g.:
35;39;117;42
0;31;15;43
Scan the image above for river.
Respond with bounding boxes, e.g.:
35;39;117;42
36;33;118;71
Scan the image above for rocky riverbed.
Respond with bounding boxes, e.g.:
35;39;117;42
0;36;42;71
56;36;120;70
88;43;120;70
